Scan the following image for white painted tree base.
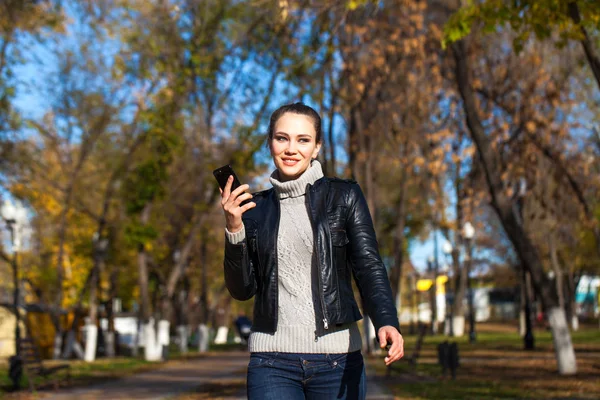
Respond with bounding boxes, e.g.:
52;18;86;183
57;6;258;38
198;324;209;352
84;324;98;362
519;311;526;336
213;326;229;344
571;316;579;331
158;320;170;348
53;333;63;360
105;331;115;357
547;307;577;375
452;316;465;337
143;322;162;361
177;325;188;353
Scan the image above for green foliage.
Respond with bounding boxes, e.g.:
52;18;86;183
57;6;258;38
443;0;600;51
347;0;371;11
123;108;182;216
124;222;159;248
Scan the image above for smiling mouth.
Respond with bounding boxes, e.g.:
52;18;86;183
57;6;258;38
282;159;300;166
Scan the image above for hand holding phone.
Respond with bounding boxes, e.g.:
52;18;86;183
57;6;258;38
213;165;254;233
213;164;243;193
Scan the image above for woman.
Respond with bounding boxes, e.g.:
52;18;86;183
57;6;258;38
220;102;403;399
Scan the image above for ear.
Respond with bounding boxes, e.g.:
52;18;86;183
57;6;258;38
312;143;322;160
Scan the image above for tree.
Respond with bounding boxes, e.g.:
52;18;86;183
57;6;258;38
443;0;600;89
451;36;577;374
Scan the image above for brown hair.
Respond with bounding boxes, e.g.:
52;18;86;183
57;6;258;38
266;102;322;144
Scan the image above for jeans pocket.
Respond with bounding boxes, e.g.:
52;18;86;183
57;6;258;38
248;353;274;369
330;351;363;370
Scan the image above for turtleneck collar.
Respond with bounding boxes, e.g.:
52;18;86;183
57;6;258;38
269;160;324;199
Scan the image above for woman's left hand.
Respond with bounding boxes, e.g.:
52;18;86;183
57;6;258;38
377;326;404;366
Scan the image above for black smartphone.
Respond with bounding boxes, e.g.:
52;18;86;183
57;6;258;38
213;164;242;192
213;164;251;205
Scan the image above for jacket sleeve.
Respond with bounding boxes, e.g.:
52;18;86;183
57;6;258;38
346;183;400;333
223;225;257;301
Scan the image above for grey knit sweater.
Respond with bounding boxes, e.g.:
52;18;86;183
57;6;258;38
225;161;362;353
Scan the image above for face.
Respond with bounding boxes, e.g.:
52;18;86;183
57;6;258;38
270;113;321;182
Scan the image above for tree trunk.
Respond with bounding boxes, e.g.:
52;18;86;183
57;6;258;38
565;271;579;331
547;307;577;375
519;279;526;337
452;246;467;337
390;170;407;306
105;269;119;357
138;205;152;324
568;2;600;90
452;38;576;374
197;324;209;352
52;186;74;359
199;238;208;325
549;236;565;310
84;263;99;362
137;205;158;361
451;146;467;336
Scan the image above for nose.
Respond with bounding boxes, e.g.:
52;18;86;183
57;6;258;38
285;141;297;154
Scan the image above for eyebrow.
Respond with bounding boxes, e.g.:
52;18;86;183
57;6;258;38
274;132;314;138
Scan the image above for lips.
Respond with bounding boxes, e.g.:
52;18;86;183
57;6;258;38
282;158;300;166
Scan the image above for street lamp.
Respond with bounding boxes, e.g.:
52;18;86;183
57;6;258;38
442;240;454;336
1;200;24;389
463;221;476;343
427;255;438;334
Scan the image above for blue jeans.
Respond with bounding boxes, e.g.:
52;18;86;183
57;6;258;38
246;351;366;400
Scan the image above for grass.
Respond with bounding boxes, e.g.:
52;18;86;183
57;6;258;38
367;322;600;400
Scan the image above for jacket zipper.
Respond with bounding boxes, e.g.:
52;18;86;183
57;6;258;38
273;196;280;332
307;184;329;331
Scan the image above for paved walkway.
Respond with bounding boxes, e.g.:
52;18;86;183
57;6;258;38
36;352;395;400
40;352;248;400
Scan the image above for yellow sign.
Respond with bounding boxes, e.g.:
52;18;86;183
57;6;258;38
416;276;449;293
416;279;433;291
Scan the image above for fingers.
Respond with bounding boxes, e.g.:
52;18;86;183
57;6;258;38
378;326;404;366
222;176;234;199
385;337;404;365
236;191;254;205
221;180;251;207
378;330;388;349
231;183;250;199
240;201;257;212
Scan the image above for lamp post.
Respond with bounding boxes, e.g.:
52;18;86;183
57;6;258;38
442;240;454;336
463;221;476;343
2;200;23;389
427;254;438;334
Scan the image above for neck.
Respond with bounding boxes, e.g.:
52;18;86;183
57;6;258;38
270;160;324;199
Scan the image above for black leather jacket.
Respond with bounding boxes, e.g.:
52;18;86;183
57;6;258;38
223;176;400;336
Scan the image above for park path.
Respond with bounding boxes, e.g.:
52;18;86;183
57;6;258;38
40;352;248;400
37;351;395;400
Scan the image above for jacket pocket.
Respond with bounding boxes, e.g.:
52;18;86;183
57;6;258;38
331;229;349;247
247;229;262;282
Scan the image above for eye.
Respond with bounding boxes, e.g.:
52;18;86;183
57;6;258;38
275;136;287;142
299;138;311;143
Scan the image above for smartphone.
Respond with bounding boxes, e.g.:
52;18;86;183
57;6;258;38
213;164;242;192
213;164;250;205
